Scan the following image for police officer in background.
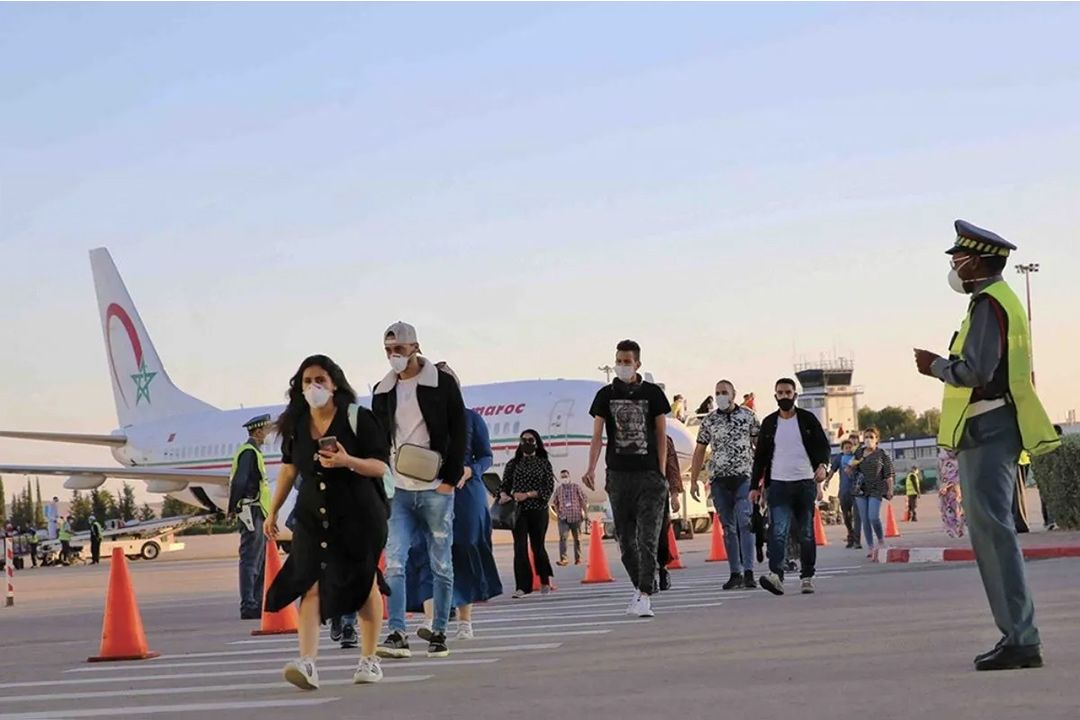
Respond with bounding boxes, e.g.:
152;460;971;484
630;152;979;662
228;414;273;620
916;219;1061;672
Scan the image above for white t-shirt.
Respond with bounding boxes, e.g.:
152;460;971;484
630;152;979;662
770;414;814;482
392;376;434;492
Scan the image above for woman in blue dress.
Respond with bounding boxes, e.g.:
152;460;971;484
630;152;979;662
406;362;503;640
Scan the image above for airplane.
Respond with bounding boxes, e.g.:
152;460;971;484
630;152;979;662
0;248;700;550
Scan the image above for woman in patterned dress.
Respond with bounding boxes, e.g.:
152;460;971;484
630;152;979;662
937;449;966;539
498;429;556;598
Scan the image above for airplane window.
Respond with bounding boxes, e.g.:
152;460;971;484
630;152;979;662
493;423;501;436
513;421;520;435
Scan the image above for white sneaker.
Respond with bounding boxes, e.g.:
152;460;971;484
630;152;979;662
284;657;319;690
454;621;475;640
625;591;641;615
760;573;785;596
353;655;383;684
635;594;655;618
801;578;815;594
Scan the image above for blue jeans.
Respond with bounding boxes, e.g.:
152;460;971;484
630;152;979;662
238;505;266;614
710;476;754;574
385;489;455;634
854;496;884;549
766;480;817;580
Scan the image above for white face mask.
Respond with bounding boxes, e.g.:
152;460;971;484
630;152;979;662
715;394;732;411
613;365;636;382
304;384;332;409
389;354;411;374
947;268;968;294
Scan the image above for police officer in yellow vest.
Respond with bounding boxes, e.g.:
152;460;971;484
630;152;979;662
915;220;1061;672
228;414;273;620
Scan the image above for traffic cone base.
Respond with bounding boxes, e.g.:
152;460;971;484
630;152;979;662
666;525;685;570
813;507;829;547
582;520;616;583
88;548;159;662
706;517;728;562
253;538;299;636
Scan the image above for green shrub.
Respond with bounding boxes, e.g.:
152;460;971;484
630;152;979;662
1031;435;1080;530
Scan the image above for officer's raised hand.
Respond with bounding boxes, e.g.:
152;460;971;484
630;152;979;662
914;348;940;377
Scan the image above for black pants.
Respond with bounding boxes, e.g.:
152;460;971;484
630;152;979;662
906;494;919;522
656;501;672;569
840;492;861;544
513;508;554;593
29;545;38;567
60;540;71;564
91;539;101;564
607;470;668;593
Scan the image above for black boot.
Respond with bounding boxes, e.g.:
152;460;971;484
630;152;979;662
743;571;757;589
722;573;744;590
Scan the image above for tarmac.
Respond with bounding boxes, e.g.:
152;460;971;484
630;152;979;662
2;504;1079;720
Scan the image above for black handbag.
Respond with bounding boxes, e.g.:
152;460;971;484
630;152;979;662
490;497;520;531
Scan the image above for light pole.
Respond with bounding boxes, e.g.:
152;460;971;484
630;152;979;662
1016;262;1039;386
598;365;614;383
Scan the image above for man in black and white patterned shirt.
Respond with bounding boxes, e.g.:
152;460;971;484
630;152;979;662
689;380;762;590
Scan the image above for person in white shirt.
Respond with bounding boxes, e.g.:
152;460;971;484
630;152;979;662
371;322;467;661
749;378;832;596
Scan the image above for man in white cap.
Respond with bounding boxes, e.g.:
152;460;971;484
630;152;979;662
372;322;468;660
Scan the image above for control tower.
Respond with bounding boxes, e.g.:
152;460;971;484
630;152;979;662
794;356;862;442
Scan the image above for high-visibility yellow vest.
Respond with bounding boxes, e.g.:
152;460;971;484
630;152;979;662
58;523;72;542
938;280;1060;457
230;442;270;515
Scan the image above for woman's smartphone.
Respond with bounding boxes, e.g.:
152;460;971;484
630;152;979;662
318;436;338;452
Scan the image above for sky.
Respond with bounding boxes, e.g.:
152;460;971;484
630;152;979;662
2;2;1079;503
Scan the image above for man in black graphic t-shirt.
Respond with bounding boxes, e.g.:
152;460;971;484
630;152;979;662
584;339;671;618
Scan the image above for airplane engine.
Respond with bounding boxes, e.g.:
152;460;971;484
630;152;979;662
146;479;189;494
64;473;107;490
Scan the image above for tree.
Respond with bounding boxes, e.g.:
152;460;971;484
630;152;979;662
161;496;198;518
138;503;156;522
34;478;45;527
117;483;137;522
857;405;942;440
90;488;118;522
0;475;6;526
69;489;93;531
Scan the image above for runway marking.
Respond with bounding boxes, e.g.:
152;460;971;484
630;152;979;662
147;641;560;662
0;698;338;719
228;628;610;646
0;675;431;703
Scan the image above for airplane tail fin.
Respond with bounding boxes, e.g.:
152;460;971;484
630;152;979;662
90;248;217;427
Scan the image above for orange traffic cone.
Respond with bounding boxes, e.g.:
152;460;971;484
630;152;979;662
582;520;615;584
529;548;541;591
813;507;829;547
885;502;901;538
706;517;728;562
88;547;160;662
902;510;910;522
252;538;298;636
666;525;685;570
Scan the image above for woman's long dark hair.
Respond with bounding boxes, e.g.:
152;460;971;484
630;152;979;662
512;428;548;461
275;355;358;441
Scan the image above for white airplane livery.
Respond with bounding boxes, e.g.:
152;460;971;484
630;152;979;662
0;248;698;543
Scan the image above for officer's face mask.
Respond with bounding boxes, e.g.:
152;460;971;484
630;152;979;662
948;255;996;295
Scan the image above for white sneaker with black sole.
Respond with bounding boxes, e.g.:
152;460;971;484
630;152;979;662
353;656;383;684
283;658;319;690
376;631;412;659
454;621;474;640
760;573;785;596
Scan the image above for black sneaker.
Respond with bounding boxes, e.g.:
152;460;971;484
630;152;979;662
659;568;671;592
376;631;412;659
340;623;359;649
743;571;757;589
722;573;745;590
427;632;450;658
330;618;344;644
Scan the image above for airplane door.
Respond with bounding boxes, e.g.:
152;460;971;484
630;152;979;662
547;399;574;458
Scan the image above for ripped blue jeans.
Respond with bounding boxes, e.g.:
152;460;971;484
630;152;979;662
385;489;455;634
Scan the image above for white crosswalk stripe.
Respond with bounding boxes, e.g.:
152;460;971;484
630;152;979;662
5;563;860;718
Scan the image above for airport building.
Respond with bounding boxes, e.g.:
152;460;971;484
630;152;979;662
794;356;861;442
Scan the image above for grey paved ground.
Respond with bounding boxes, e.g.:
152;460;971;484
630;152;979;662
1;534;1078;720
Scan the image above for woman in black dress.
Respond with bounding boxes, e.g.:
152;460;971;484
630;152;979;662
264;355;390;690
498;429;556;598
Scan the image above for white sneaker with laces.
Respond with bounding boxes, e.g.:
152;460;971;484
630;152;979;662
625;591;641;615
801;578;815;594
284;657;319;690
353;655;383;684
454;621;475;640
635;594;655;618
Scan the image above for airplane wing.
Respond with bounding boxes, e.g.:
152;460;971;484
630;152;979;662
0;431;127;447
0;464;229;485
